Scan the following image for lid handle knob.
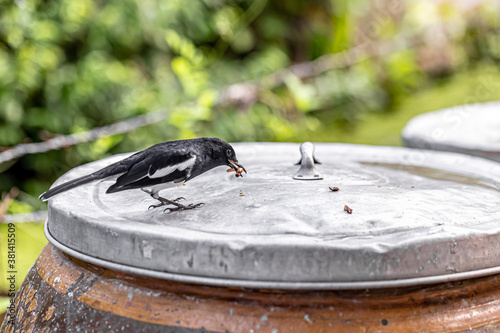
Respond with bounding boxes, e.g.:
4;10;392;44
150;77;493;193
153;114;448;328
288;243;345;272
293;142;323;180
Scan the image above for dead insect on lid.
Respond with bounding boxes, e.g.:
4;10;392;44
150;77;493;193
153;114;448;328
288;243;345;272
329;187;340;192
344;205;353;214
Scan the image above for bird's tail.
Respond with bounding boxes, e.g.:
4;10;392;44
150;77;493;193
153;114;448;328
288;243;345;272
39;173;103;202
39;151;145;202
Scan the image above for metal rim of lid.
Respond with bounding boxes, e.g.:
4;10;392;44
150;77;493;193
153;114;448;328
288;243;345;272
45;220;500;290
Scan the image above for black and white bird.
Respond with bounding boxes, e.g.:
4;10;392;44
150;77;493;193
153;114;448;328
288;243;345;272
39;137;246;212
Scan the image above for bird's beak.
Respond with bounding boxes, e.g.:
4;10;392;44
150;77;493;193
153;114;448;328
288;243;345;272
228;160;247;176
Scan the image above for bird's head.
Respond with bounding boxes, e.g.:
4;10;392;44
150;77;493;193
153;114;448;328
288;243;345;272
224;145;247;177
209;138;247;177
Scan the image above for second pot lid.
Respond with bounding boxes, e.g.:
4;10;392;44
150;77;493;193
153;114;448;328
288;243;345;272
402;102;500;162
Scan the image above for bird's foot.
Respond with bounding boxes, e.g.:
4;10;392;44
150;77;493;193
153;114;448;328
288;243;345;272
148;197;183;210
164;202;204;213
148;196;203;212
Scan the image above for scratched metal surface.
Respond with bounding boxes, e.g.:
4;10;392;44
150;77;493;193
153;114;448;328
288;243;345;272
402;102;500;162
45;143;500;287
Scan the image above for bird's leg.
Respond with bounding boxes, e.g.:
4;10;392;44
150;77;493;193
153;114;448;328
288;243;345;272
144;189;173;210
143;189;202;212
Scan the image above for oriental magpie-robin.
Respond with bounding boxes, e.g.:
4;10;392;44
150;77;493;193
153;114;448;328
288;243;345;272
39;137;246;212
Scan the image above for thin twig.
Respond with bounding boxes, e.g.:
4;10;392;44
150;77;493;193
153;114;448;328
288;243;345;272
0;111;166;165
217;26;424;103
0;187;19;218
257;30;414;88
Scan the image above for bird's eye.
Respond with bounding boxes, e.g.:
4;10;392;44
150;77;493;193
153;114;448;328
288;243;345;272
226;149;232;157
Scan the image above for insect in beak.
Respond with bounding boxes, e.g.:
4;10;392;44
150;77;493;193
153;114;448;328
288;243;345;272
227;160;247;177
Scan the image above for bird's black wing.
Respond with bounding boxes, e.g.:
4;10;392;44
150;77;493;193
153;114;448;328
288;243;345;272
106;149;196;193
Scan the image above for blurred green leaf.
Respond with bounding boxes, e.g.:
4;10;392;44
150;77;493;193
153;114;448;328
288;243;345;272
283;74;316;112
7;199;33;215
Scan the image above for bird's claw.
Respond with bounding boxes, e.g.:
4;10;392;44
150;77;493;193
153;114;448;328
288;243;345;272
148;195;204;213
148;197;184;210
148;203;165;210
163;202;204;213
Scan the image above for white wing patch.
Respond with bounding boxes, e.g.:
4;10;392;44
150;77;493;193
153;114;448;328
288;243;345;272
148;155;196;179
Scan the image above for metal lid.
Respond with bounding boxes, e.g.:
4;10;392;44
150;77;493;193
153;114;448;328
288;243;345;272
402;102;500;162
45;143;500;289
